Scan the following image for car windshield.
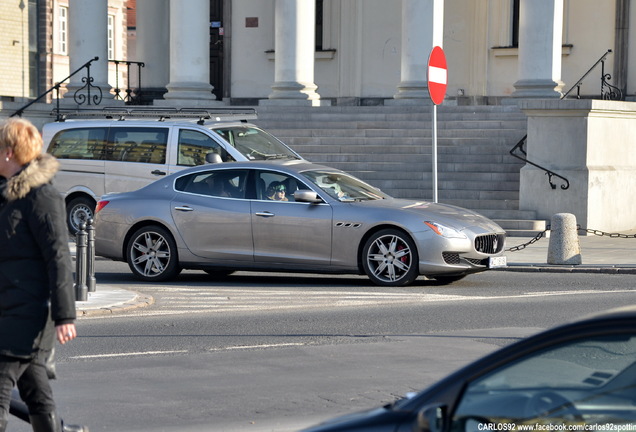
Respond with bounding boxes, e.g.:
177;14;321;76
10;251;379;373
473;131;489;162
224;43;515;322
302;170;390;201
212;126;300;161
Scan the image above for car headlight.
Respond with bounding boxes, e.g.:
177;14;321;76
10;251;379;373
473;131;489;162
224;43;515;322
424;221;467;239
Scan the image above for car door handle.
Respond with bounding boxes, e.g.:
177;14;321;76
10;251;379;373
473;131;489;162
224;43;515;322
151;170;167;176
174;206;194;212
255;211;275;218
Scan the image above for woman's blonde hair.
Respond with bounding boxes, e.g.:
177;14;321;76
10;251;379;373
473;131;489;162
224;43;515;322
0;118;43;165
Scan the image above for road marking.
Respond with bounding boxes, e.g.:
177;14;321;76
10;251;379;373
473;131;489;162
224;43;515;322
70;350;189;360
209;343;305;351
80;288;635;319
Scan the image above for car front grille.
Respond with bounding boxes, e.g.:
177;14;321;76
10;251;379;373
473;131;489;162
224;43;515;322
442;252;460;265
475;234;505;254
442;253;488;267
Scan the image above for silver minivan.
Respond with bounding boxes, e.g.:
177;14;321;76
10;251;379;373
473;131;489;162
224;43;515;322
43;107;303;233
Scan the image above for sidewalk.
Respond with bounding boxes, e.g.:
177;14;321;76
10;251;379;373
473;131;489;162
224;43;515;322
73;234;636;317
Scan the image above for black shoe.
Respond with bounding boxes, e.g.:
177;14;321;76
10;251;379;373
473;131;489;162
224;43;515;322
29;412;62;432
62;422;89;432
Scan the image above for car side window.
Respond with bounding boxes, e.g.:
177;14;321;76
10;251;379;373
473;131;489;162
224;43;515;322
255;171;310;202
176;170;248;199
47;127;108;160
451;333;636;431
177;129;232;166
109;127;168;164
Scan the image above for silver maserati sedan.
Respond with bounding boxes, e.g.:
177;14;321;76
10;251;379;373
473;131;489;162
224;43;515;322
93;160;507;286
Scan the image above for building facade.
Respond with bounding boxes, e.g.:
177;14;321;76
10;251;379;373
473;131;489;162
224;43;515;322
2;0;633;107
0;0;127;103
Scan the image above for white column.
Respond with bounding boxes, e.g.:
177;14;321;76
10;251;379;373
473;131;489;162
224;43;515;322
65;0;111;104
513;0;564;98
261;0;327;106
160;0;219;105
392;0;444;102
136;0;169;95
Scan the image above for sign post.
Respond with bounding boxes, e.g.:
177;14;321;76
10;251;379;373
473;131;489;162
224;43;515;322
427;46;447;203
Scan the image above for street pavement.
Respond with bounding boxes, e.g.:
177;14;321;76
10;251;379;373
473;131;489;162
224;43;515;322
73;233;636;317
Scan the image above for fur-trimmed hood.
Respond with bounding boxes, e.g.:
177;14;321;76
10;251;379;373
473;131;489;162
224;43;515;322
2;153;59;201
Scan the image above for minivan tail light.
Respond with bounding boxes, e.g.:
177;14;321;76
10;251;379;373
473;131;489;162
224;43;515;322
95;200;109;214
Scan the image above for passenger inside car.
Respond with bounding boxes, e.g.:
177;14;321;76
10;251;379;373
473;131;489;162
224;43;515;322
266;181;288;201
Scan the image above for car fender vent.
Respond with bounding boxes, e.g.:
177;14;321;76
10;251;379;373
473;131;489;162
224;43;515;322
335;222;361;228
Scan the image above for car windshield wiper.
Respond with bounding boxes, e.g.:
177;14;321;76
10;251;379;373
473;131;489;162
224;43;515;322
265;153;295;160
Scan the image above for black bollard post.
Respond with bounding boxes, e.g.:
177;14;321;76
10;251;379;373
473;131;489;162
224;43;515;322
74;222;88;301
86;218;96;293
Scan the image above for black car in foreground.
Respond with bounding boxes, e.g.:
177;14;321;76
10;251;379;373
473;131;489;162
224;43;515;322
302;306;636;432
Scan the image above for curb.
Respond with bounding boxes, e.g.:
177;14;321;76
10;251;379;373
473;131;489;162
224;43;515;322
500;265;636;274
76;291;155;317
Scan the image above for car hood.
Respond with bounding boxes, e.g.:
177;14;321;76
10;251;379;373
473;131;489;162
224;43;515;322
352;198;505;233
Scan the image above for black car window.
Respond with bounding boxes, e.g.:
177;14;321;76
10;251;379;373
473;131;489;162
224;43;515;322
176;170;248;199
108;127;168;164
255;170;310;202
177;129;232;166
451;333;636;431
47;127;108;160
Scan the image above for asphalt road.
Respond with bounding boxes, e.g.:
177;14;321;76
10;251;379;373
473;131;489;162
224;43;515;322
9;266;636;432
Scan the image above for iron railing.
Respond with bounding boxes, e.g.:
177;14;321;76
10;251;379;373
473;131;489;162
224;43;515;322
11;56;102;118
509;49;623;190
110;60;145;104
562;49;623;100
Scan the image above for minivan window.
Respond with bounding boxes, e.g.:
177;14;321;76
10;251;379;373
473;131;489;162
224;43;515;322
109;127;168;164
48;127;108;160
177;129;232;166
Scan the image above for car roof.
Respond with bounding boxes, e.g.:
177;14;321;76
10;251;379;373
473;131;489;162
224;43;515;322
41;118;259;131
170;159;343;177
41;107;263;133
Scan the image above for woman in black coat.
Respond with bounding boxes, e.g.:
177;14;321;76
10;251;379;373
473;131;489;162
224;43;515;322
0;118;77;432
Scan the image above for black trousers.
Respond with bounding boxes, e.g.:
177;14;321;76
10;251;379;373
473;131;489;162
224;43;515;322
0;355;56;423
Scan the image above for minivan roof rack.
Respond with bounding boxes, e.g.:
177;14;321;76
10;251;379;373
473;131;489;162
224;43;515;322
51;107;258;123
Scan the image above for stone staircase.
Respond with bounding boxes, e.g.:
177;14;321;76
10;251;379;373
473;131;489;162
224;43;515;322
253;104;546;237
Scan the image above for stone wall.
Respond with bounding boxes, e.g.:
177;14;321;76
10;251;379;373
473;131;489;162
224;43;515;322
519;99;636;232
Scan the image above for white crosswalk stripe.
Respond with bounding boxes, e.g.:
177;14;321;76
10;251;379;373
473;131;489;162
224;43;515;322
130;287;473;316
96;286;635;319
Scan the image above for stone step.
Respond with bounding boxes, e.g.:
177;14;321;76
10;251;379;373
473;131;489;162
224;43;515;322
269;128;527;139
305;153;522;165
290;139;524;153
258;118;528;129
440;198;520;210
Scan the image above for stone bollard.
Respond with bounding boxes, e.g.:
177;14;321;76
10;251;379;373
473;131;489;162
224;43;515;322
547;213;582;265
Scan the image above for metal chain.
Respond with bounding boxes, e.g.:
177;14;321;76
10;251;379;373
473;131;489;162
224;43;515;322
506;228;549;252
506;225;636;252
578;226;636;238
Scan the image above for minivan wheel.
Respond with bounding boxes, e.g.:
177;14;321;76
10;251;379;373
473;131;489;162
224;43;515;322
361;228;419;286
66;196;95;235
126;226;181;282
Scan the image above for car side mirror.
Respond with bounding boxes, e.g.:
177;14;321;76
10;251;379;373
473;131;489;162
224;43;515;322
294;190;323;203
416;404;447;432
205;153;223;164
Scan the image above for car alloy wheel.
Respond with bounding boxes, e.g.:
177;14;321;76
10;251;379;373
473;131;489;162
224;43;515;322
362;228;419;286
127;225;181;281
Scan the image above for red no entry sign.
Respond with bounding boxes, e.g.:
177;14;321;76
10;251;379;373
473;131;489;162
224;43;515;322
427;46;447;105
